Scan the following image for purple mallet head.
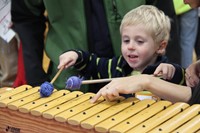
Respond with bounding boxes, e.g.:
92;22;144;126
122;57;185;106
65;76;83;90
40;81;54;97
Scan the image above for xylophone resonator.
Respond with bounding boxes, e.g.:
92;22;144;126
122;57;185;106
0;85;200;133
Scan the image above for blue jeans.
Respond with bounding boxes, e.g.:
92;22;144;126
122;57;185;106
179;9;198;68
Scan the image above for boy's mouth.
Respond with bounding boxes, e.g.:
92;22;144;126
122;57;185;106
128;55;138;58
128;55;138;61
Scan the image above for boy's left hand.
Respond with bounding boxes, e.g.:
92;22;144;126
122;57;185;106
153;63;175;80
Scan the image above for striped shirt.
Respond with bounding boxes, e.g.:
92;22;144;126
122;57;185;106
74;50;185;86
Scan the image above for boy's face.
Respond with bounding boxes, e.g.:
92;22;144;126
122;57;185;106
183;0;200;8
121;24;160;72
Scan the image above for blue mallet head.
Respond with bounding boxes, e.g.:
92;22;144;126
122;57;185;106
40;81;54;97
65;76;83;90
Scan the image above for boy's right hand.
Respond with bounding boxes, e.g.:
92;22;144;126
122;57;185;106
57;51;79;69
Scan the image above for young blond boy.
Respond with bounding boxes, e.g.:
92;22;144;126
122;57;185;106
58;5;185;96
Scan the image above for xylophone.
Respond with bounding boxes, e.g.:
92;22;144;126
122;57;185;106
0;85;200;133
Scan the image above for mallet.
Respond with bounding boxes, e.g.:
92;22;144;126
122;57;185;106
65;76;115;90
40;66;64;97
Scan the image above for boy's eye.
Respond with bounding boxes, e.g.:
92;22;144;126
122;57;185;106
123;39;130;43
136;40;144;44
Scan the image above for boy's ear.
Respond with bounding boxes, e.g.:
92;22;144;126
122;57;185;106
156;41;167;55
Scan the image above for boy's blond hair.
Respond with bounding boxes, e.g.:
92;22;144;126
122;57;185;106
120;5;171;45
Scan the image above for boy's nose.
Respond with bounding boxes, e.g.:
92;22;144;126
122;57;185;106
127;43;135;49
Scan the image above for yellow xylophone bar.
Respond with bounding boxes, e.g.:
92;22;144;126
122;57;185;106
42;91;84;119
149;104;200;133
0;85;200;133
68;97;138;126
0;85;32;101
172;114;200;133
96;100;172;133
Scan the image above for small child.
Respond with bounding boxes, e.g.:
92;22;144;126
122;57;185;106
58;5;185;95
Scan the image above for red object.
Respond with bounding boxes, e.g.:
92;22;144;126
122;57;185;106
13;41;27;87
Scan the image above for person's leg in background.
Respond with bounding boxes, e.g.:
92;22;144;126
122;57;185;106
11;0;49;87
0;37;18;87
12;40;27;87
180;9;198;68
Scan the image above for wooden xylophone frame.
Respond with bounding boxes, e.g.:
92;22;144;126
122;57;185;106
0;85;200;133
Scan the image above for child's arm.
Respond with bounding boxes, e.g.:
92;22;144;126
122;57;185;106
58;50;115;80
57;51;79;69
72;50;120;79
169;63;186;85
